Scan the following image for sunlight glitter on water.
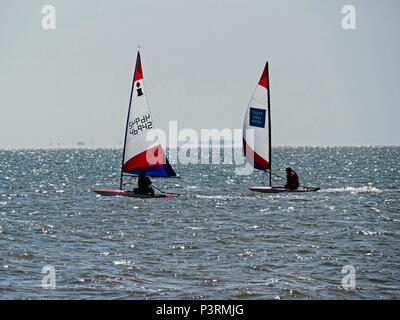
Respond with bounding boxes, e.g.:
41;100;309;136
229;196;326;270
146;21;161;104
0;147;399;299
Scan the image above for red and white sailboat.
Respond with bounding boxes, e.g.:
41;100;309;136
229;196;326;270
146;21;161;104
93;51;178;198
243;62;319;193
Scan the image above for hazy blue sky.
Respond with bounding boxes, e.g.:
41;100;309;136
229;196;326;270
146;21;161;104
1;0;399;148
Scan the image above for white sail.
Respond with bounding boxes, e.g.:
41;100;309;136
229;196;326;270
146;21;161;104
242;63;270;170
121;51;176;178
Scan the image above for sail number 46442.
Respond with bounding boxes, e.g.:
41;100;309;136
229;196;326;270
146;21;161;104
129;114;153;136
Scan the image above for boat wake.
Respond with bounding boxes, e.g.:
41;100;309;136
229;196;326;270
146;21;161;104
195;194;254;200
324;186;382;194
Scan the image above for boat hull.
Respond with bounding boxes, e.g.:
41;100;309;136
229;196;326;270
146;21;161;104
249;186;320;193
93;189;177;198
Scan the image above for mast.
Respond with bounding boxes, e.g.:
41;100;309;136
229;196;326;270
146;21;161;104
266;62;272;186
120;51;140;190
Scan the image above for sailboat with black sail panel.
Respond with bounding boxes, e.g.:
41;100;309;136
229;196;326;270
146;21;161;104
243;62;319;193
93;51;178;198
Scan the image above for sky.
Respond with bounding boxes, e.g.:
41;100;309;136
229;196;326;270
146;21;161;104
0;0;399;148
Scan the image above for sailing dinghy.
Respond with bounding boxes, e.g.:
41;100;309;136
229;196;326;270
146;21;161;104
243;62;319;193
93;51;178;198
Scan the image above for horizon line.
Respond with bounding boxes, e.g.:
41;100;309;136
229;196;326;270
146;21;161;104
1;144;399;151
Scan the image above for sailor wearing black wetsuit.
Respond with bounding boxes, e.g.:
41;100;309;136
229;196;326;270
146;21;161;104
134;171;155;195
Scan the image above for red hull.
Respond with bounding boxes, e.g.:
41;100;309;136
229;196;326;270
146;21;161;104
249;186;320;193
93;189;177;198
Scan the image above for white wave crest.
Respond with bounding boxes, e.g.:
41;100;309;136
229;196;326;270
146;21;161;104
324;186;382;194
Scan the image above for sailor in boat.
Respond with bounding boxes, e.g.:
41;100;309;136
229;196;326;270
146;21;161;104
284;166;300;190
133;171;155;196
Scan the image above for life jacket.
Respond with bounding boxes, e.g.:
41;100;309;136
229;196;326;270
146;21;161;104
286;171;299;186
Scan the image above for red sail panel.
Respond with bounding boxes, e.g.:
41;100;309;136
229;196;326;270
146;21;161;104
258;64;268;89
243;138;270;170
123;144;165;172
134;52;143;82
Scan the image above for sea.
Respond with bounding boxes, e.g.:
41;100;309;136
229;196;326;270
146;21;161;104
0;146;399;300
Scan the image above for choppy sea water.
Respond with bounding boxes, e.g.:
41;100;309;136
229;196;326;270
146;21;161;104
0;146;399;299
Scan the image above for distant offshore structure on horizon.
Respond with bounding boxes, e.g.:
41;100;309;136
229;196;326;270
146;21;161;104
48;139;96;148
